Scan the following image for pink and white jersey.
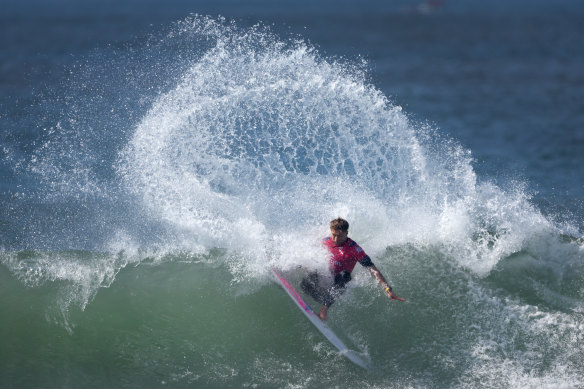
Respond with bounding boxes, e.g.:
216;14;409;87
322;236;370;275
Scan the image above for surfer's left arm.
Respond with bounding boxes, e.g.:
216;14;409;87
368;265;406;302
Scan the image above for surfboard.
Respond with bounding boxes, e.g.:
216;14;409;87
272;268;370;370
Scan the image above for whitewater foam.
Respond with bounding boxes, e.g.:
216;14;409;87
112;16;579;286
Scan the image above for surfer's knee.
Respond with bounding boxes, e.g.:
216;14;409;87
301;272;317;293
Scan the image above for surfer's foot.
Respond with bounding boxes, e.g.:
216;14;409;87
319;305;328;322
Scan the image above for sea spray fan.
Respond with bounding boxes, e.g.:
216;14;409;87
120;16;554;277
121;16;422;254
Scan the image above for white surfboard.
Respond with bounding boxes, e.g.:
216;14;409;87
272;268;370;370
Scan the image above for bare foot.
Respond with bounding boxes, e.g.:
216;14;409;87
318;305;328;322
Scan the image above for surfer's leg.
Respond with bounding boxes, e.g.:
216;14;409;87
322;271;352;307
318;273;348;321
313;272;352;321
301;272;328;304
318;305;329;321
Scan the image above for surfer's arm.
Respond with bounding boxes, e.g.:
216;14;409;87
368;265;406;302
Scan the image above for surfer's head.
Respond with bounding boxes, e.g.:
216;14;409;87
330;217;349;245
330;217;349;232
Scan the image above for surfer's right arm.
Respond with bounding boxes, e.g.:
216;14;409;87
367;265;406;302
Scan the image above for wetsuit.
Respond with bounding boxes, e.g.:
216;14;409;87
301;237;374;307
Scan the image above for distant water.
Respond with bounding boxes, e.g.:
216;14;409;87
1;2;583;388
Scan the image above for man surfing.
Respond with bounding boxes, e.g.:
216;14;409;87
301;217;406;321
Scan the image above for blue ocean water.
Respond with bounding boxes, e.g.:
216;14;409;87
1;1;584;388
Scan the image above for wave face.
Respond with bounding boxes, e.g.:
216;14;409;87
2;16;584;388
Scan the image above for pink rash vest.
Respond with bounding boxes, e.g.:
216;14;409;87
322;236;372;275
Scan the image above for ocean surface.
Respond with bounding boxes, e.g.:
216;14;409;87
1;1;584;388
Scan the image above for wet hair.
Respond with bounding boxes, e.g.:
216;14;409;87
330;217;349;231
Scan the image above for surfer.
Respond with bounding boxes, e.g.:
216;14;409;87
301;217;405;321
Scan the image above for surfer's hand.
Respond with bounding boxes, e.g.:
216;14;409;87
386;289;406;302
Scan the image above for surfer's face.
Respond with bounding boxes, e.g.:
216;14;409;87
330;228;348;246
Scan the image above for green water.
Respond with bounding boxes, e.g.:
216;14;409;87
2;244;583;388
